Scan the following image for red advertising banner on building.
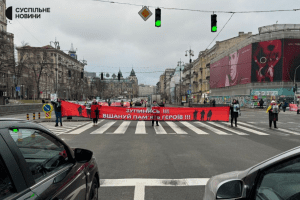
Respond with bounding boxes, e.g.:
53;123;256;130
60;101;230;121
282;39;300;82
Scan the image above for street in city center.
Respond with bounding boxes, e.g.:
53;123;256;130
33;109;300;200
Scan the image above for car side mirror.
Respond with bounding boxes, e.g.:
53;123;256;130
216;180;244;199
74;148;93;163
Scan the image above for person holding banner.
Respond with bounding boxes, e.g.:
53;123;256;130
51;98;62;127
151;100;160;126
266;100;279;129
92;99;99;126
230;99;239;127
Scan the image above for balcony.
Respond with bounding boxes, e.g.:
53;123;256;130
206;75;210;80
199;79;202;83
193;81;198;84
193;71;198;76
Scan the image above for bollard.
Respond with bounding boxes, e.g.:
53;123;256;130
38;112;40;119
33;113;35;120
27;113;29;120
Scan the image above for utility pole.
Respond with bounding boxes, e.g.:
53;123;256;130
185;48;194;107
50;38;60;97
178;59;184;106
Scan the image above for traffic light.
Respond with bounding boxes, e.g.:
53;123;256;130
294;83;298;93
155;8;161;27
211;14;217;32
81;72;83;79
118;73;121;81
101;72;103;80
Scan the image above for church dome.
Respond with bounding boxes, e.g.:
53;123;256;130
130;68;136;76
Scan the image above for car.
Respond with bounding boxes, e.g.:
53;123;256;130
0;119;100;200
203;146;300;200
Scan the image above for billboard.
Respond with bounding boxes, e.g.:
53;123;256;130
251;40;283;83
210;56;228;89
225;44;251;87
282;39;300;82
210;44;251;89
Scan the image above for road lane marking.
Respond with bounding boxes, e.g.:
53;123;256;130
233;122;269;135
207;122;248;135
180;122;208;134
165;121;187;134
195;122;232;135
90;121;116;134
67;122;93;134
100;178;209;200
135;121;147;134
276;128;300;135
154;122;167;134
107;121;130;134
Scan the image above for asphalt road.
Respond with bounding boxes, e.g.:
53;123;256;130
31;109;300;200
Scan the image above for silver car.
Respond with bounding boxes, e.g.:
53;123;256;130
203;146;300;200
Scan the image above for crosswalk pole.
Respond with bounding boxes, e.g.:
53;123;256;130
27;113;29;120
33;113;35;120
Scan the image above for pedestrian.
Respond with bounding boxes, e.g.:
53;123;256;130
130;100;133;108
259;99;264;109
230;99;239;127
51;98;62;127
91;99;99;125
151;100;160;126
108;99;111;106
121;100;124;107
212;99;216;107
282;99;288;112
266;100;279;129
204;99;207;104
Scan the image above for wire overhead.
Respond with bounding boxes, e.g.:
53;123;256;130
93;0;300;13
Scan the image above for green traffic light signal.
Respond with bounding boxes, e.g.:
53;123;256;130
212;26;217;32
155;20;161;27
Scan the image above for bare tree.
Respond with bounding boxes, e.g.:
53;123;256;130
25;48;53;99
0;30;14;73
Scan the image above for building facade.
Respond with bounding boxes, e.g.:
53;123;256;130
138;84;156;96
209;24;300;107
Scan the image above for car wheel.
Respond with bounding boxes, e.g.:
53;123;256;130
89;176;98;200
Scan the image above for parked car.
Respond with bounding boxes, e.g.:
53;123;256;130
203;146;300;200
0;119;100;200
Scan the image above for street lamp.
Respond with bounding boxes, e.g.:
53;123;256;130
185;48;194;106
50;38;60;96
294;65;300;104
177;59;184;105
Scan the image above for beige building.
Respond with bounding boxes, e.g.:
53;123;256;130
138;84;156;97
191;32;252;103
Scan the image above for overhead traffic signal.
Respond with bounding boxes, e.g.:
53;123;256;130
293;83;298;93
155;8;161;27
211;14;217;32
101;72;103;80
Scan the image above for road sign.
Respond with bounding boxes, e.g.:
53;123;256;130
187;90;191;95
16;87;20;92
43;104;51;112
138;6;152;21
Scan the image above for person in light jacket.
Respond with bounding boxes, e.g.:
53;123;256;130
230;99;239;127
266;100;279;129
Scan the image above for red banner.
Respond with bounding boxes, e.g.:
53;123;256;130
289;104;299;112
60;101;230;121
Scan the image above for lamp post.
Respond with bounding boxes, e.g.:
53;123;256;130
50;39;60;96
185;48;194;106
178;59;184;105
294;65;300;104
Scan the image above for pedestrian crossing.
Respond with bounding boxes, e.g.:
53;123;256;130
39;120;300;136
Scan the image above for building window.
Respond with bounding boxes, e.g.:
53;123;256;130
51;53;53;56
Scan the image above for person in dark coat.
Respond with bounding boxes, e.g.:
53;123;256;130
259;99;264;109
207;110;212;121
151;100;159;126
230;99;239;127
212;99;216;107
282;99;288;112
51;98;62;127
193;110;198;120
200;110;205;121
92;99;99;125
203;99;206;104
267;100;279;128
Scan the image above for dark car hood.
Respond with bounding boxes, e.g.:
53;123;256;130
203;169;250;200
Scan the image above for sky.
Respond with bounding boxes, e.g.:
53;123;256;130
6;0;300;86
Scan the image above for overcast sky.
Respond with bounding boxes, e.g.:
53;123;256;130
7;0;300;85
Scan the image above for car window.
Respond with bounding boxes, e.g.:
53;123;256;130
8;128;72;182
254;157;300;200
0;155;16;199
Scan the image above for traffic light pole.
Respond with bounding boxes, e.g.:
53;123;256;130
294;65;300;104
